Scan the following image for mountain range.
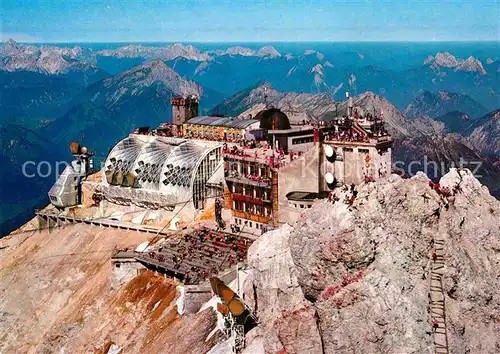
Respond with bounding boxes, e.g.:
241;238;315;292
0;39;107;85
43;60;223;156
0;124;67;235
404;91;488;119
214;83;500;196
424;52;487;75
2;40;499;110
0;39;499;234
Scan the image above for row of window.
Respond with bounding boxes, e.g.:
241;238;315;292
292;136;314;145
225;160;271;177
234;217;266;230
288;201;312;209
232;183;270;199
185;128;243;139
233;200;271;216
343;147;370;154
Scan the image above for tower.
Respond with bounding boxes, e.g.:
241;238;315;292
171;95;199;126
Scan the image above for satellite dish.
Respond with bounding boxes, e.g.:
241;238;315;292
325;172;334;184
325;145;334;158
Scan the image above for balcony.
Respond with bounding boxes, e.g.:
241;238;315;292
232;193;265;205
225;171;272;187
232;210;272;224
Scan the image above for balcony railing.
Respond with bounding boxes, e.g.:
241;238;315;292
232;193;265;205
224;171;272;187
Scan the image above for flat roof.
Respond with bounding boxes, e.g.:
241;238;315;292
286;191;330;201
187;116;260;129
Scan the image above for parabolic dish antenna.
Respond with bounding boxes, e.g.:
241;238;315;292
325;172;334;184
325;145;334;158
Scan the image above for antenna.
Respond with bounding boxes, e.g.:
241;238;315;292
264;86;268;108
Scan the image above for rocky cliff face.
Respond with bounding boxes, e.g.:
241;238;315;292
243;169;500;353
0;222;220;353
461;109;500;156
2;169;498;353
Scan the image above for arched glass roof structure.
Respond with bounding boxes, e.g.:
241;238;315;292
103;135;222;209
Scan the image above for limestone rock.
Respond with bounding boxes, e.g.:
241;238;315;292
244;169;500;353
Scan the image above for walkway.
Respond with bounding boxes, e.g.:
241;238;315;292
430;237;449;354
35;210;172;235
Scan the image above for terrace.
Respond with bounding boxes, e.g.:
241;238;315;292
135;227;252;284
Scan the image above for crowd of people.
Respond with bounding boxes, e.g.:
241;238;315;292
326;129;370;143
327;183;359;206
144;227;251;284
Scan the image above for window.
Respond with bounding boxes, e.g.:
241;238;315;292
300;204;305;209
249;222;253;228
343;147;353;152
292;136;314;145
359;148;369;154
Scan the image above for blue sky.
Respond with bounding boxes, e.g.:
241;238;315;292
2;0;499;42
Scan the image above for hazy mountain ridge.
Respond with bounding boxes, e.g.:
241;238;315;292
97;43;281;61
0;124;68;235
404;90;488;119
0;70;84;126
98;43;212;62
42;60;221;156
424;52;487;74
3;40;499;110
0;39;106;81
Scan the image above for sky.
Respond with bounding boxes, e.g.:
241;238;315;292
2;0;499;43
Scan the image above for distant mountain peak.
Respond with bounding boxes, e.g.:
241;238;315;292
104;60;200;98
256;46;281;58
0;40;99;76
3;38;20;50
221;46;256;56
405;90;487;119
97;43;211;62
304;49;325;61
424;52;486;75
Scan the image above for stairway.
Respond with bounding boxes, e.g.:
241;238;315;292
429;238;449;354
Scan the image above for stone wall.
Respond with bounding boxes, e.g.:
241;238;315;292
111;261;146;290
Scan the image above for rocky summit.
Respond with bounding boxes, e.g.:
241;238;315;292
242;169;500;354
2;168;499;353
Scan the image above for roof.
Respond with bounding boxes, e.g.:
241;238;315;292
255;108;291;130
103;134;222;203
187;116;260;129
286;191;330;201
